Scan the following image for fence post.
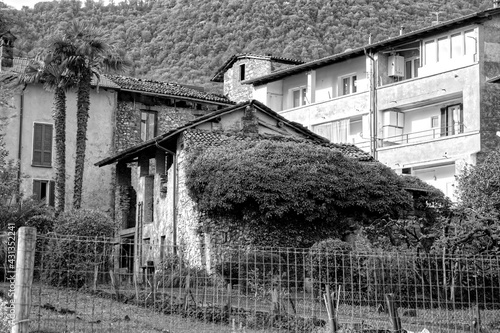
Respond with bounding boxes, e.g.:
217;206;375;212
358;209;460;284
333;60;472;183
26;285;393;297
12;227;37;333
472;304;482;333
385;293;402;332
323;285;338;333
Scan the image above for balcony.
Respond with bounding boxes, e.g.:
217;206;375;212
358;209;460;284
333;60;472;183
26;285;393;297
380;124;464;147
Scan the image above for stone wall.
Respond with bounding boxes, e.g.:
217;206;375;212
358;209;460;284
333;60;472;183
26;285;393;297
479;17;500;163
224;58;272;103
114;93;214;152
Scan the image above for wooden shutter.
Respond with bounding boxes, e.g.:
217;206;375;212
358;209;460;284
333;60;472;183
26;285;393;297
48;181;55;206
33;123;52;166
440;107;446;137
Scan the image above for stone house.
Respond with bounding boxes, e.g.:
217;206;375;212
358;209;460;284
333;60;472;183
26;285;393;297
213;5;500;199
0;31;233;213
95;100;372;271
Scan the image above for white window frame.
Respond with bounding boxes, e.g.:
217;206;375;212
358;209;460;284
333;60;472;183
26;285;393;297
339;74;357;96
423;28;477;66
404;57;420;80
290;86;307;108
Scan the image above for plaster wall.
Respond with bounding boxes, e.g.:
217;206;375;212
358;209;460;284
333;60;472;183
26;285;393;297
278;92;369;130
7;84;116;212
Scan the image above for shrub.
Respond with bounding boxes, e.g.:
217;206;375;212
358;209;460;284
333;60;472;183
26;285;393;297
215;249;284;295
156;253;211;289
42;209;115;288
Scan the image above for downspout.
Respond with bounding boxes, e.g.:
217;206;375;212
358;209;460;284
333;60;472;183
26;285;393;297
155;142;178;255
364;48;378;160
16;85;27;201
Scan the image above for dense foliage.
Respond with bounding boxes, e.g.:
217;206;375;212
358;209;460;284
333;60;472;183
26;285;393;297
43;209;116;287
186;138;415;247
0;0;492;92
433;151;500;255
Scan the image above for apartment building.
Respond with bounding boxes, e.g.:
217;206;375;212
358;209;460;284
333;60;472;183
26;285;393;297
212;6;500;198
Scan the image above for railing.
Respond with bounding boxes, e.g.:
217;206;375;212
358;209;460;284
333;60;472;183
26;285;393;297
380;124;465;147
3;233;498;333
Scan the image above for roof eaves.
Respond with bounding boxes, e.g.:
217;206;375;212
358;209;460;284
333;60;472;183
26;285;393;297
246;7;500;86
487;75;500;83
95;101;251;167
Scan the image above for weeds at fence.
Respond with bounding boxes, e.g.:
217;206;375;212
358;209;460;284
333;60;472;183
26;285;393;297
2;233;500;333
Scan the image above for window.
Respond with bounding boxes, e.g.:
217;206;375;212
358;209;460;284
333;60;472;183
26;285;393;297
312;119;349;143
140;111;157;141
424;40;437;65
424;29;477;65
341;75;357;95
291;86;307;108
239;64;245;81
32;123;52;167
404;58;420;79
437;37;450;62
33;179;54;206
441;104;463;136
431;116;439;128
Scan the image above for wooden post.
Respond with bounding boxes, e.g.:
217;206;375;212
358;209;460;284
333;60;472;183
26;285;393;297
323;285;338;333
472;304;482;333
12;227;37;333
385;293;402;332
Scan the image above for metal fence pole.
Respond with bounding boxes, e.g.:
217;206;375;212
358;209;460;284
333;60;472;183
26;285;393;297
385;293;402;332
12;227;37;333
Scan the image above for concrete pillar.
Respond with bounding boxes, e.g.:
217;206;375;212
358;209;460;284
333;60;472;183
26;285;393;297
306;70;316;104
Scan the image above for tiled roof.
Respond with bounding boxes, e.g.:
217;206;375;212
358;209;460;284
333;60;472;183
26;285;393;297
487;75;500;84
211;54;304;82
107;75;233;104
184;129;373;161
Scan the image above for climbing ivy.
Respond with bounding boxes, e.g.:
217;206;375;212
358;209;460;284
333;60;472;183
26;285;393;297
186;138;417;247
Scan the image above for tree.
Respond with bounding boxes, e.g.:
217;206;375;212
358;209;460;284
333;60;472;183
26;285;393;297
186;137;414;247
53;21;128;209
434;151;500;255
18;55;75;215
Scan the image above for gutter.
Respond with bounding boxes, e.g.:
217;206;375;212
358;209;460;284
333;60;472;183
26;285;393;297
364;49;378;160
118;88;234;107
16;85;27;201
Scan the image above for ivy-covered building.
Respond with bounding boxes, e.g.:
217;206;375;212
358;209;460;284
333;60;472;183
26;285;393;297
96;100;372;271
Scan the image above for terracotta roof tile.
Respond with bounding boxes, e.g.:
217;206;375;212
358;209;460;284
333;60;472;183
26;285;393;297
183;128;373;161
211;54;304;82
108;74;233;104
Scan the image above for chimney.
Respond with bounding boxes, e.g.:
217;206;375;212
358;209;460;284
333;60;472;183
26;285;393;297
0;31;16;70
494;0;500;8
399;26;405;36
241;104;258;134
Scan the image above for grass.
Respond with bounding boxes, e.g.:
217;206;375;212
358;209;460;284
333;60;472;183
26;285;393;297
1;282;499;333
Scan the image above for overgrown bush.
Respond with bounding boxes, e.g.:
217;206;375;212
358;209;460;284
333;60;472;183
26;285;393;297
215;249;285;295
156;253;211;289
42;209;115;288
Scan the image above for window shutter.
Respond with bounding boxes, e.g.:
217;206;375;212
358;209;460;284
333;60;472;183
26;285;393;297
33;180;41;201
459;103;464;133
33;124;43;165
48;181;55;206
440;107;446;136
43;125;52;165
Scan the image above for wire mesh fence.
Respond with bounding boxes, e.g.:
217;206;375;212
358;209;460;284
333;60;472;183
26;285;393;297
3;232;500;333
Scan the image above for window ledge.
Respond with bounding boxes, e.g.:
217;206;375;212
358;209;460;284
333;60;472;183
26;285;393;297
31;164;52;168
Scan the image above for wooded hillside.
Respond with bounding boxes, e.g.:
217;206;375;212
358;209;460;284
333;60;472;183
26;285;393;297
0;0;492;92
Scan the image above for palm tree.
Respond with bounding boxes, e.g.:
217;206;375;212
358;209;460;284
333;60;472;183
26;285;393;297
18;55;75;215
54;21;128;209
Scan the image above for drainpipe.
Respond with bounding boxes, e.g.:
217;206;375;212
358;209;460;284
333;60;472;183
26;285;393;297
155;141;178;255
16;85;27;201
364;49;378;160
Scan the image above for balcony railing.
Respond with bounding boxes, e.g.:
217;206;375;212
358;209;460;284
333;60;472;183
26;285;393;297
380;124;464;147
